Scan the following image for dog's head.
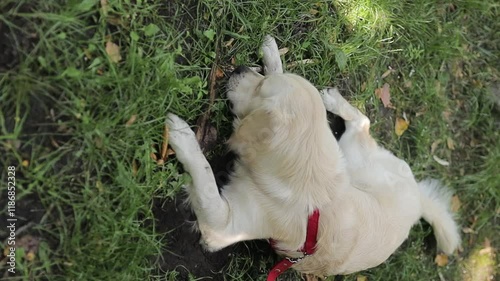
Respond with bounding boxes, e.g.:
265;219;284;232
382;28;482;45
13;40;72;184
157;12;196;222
227;66;323;120
227;66;329;161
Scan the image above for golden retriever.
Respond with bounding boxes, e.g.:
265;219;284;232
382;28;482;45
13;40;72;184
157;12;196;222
166;36;460;277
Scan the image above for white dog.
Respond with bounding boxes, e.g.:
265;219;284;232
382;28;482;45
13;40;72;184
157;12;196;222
166;36;460;278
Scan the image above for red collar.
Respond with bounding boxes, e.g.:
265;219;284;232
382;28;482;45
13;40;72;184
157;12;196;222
267;209;320;281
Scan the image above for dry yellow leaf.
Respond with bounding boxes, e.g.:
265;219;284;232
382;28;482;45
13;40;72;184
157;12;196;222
462;227;475;234
125;114;137;127
26;251;36;261
395;117;409;137
451;195;461;212
105;41;121;63
357;275;368;281
161;123;170;161
447;137;456;150
278;47;289;55
435;253;449;266
381;69;393;79
132;159;138;176
150;152;158;161
431;140;442;154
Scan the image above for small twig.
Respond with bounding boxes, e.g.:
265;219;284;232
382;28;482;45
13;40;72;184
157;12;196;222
160;123;169;161
196;43;220;150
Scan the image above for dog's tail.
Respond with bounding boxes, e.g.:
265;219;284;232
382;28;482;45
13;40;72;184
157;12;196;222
418;179;460;254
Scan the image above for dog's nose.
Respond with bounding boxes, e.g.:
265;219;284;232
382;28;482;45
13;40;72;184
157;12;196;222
232;65;250;75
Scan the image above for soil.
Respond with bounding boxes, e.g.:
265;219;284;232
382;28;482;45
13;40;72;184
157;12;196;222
153;150;276;280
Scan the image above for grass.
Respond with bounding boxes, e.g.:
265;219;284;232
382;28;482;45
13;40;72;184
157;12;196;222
0;0;498;280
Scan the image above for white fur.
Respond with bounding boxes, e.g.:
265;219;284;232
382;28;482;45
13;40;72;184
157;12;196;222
166;36;460;277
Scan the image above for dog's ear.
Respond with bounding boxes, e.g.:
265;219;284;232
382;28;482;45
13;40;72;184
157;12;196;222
228;109;276;161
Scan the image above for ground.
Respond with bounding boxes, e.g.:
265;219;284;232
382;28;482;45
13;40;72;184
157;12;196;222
0;0;498;280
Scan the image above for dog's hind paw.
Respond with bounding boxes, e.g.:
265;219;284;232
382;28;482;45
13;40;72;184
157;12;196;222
320;87;343;115
166;113;201;164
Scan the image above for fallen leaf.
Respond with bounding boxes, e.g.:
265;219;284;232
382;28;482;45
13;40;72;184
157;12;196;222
462;227;475;234
105;41;121;63
451;195;461;212
132;160;138;176
161;123;169;161
150;152;158;161
278;47;289;56
215;66;224;79
375;83;395;109
309;9;319;15
433;155;450;166
26;251;36;261
125;114;137;127
361;82;367;92
224;37;235;47
447;137;456;150
395;117;409;137
107;16;123;26
17;235;40;261
442;111;452;121
431;140;442;154
381;69;393;79
357;275;368;281
435;253;449;266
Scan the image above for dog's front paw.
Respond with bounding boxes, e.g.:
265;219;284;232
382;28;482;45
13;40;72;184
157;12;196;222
262;35;283;75
166;113;201;164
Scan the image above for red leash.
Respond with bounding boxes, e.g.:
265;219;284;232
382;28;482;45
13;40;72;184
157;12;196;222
267;209;320;281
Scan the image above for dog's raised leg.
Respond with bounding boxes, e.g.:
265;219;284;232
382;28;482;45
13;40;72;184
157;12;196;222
320;88;371;135
262;35;283;75
166;113;231;248
320;87;378;163
167;113;270;251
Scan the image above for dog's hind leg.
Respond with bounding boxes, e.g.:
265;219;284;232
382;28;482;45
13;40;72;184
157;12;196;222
320;87;370;135
262;35;283;75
